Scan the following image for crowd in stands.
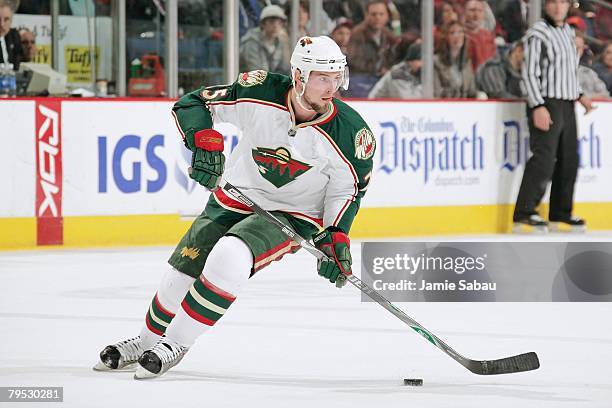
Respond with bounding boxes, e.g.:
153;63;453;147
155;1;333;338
235;0;612;100
9;0;612;100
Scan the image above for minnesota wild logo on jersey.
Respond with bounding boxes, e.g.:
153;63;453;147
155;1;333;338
252;147;312;188
238;70;268;87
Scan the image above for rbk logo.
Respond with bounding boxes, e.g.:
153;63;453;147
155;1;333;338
252;147;312;188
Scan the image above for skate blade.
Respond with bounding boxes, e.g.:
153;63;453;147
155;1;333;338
134;365;159;380
512;223;548;234
549;223;586;234
92;361;137;372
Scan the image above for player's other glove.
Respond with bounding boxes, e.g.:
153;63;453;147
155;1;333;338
313;227;352;284
190;129;225;190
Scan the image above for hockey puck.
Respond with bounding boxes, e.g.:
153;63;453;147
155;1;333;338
403;378;423;386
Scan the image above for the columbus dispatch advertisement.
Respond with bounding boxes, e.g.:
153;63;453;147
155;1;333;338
361;242;612;302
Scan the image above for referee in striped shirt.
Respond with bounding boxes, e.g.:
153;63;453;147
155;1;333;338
513;0;594;231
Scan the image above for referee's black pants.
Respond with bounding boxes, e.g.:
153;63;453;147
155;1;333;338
514;98;579;221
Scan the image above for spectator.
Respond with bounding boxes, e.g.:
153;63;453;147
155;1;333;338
0;1;24;70
476;41;525;99
434;20;476;98
571;1;597;40
239;4;290;75
346;0;397;97
393;0;420;39
498;0;529;43
434;2;459;47
16;1;50;14
329;19;353;55
323;0;364;26
436;2;459;28
286;1;336;43
593;5;612;43
463;0;496;71
297;0;310;38
567;15;587;34
575;33;609;98
239;0;264;37
19;28;36;62
480;0;498;33
368;42;422;99
593;42;612;96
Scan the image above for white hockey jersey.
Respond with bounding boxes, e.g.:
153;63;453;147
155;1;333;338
172;70;375;234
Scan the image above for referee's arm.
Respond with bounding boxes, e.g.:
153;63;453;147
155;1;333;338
523;34;553;131
523;35;546;109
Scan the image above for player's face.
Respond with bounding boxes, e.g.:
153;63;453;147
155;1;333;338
304;71;342;113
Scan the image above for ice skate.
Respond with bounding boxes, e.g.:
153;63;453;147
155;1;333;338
549;216;586;233
93;336;143;371
512;214;549;234
134;338;188;380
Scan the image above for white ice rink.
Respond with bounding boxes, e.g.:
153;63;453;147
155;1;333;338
1;234;612;408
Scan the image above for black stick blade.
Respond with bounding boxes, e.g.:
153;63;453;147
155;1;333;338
468;352;540;375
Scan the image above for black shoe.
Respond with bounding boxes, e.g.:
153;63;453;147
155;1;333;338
514;214;548;226
549;216;586;233
512;214;549;234
549;216;585;226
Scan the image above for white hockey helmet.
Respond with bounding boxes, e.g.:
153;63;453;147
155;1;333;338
290;36;349;91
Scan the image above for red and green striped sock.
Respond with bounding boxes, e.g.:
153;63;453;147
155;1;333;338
144;293;176;336
180;275;236;327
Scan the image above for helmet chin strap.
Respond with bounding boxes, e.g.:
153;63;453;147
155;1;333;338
295;78;316;113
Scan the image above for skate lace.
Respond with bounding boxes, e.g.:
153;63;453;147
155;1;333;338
154;341;186;364
115;336;143;361
530;214;545;222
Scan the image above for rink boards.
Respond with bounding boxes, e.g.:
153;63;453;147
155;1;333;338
1;98;611;248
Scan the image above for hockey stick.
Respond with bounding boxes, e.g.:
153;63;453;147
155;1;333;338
214;179;540;375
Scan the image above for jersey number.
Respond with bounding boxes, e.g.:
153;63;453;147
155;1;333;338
201;87;229;101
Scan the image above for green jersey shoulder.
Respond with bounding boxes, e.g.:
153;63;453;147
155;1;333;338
197;70;292;107
317;98;375;186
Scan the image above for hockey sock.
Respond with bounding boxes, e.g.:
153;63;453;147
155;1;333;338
139;266;196;350
164;236;252;347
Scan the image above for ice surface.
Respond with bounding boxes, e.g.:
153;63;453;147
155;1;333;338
1;234;612;407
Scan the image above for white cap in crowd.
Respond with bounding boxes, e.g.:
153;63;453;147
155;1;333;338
259;5;287;22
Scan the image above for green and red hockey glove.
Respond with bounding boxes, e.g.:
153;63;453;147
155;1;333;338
190;129;225;190
313;227;352;284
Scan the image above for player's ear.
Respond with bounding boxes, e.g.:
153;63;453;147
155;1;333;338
292;68;304;92
293;68;302;84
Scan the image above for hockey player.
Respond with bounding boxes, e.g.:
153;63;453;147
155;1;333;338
93;36;375;379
